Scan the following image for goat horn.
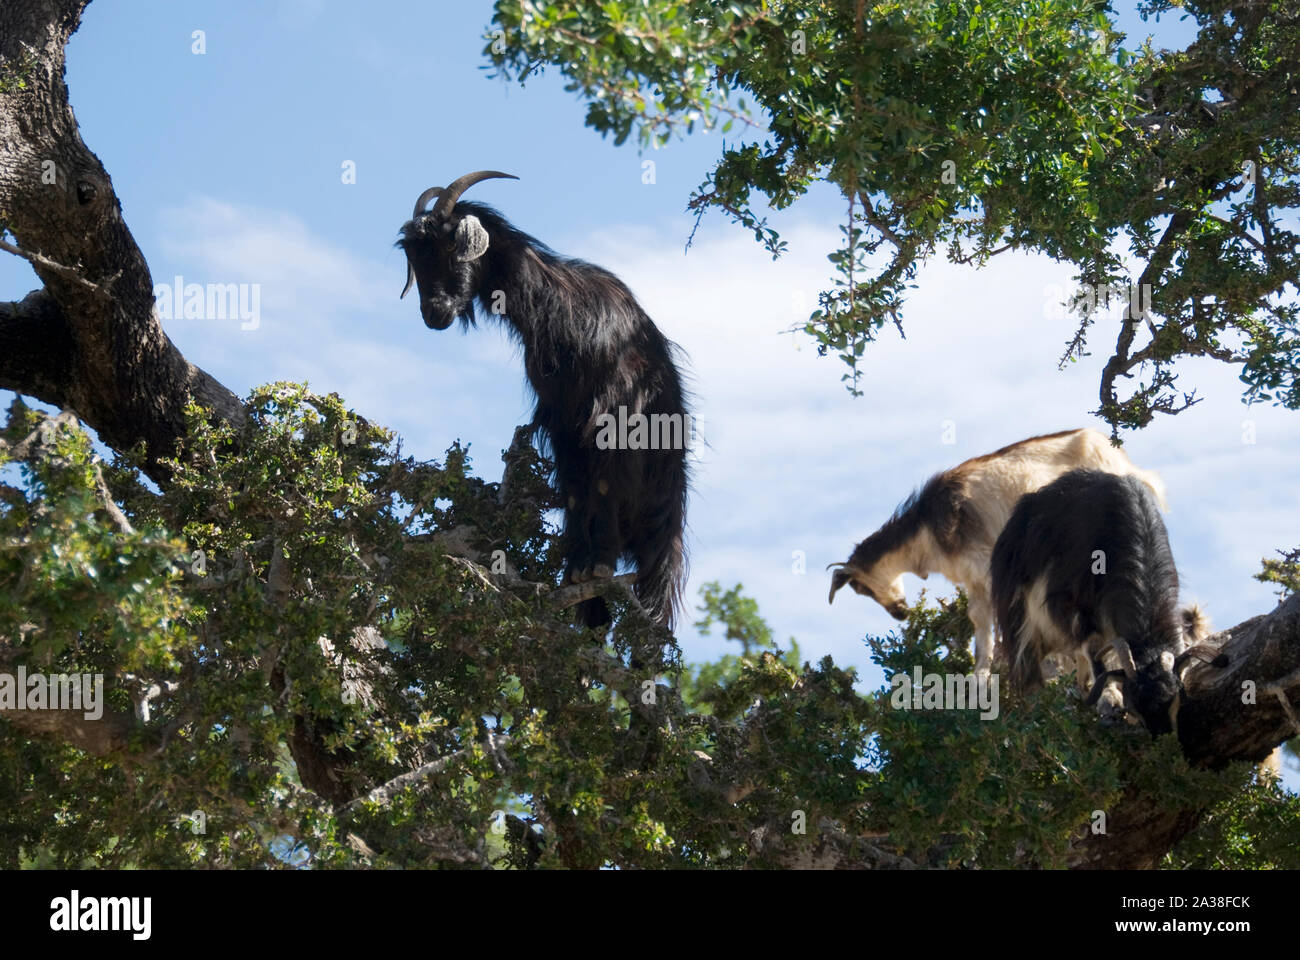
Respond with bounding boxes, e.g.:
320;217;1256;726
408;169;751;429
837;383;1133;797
411;186;443;220
1109;636;1138;677
430;170;518;220
1173;644;1230;673
400;261;416;299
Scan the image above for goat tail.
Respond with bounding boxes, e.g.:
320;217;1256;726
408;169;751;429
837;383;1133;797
634;527;687;632
1180;602;1212;644
630;467;688;630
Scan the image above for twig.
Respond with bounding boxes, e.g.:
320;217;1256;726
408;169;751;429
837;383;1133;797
340;740;506;816
91;459;134;534
1261;665;1300;738
0;237;113;293
549;573;638;610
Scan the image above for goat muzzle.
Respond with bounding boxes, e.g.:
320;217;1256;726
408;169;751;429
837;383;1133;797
421;303;456;331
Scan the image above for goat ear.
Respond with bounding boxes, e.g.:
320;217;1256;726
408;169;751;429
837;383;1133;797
828;567;854;604
453;215;490;262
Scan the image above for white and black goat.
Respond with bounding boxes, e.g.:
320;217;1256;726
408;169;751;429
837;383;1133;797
991;469;1224;735
398;171;689;630
827;428;1167;675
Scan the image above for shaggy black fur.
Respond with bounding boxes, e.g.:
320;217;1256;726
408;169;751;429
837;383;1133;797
851;472;978;564
400;200;689;630
992;469;1184;735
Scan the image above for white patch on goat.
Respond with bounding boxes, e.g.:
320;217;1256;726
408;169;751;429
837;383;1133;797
1014;576;1060;678
960;429;1166;546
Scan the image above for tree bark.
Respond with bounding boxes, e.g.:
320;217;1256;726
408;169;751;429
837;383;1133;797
0;0;242;483
1064;595;1300;868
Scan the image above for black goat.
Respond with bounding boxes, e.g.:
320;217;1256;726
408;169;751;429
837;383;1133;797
991;469;1222;735
398;171;690;630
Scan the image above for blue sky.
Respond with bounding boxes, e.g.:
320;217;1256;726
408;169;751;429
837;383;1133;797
2;1;1295;785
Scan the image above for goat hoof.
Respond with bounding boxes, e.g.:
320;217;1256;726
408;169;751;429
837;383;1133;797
592;563;614;579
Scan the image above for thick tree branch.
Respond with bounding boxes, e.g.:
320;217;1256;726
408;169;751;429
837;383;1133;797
1;0;244;482
0;289;74;411
1179;593;1300;766
1052;595;1300;869
0;632;139;756
339;737;509;817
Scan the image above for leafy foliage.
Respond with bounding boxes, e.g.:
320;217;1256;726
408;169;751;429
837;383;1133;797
0;46;37;95
1257;545;1300;600
858;594;1295;868
0;388;867;868
488;0;1300;429
1166;772;1300;869
680;579;803;714
2;405;1291;868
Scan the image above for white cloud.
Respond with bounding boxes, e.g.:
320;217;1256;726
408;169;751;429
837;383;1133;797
157;198;379;315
